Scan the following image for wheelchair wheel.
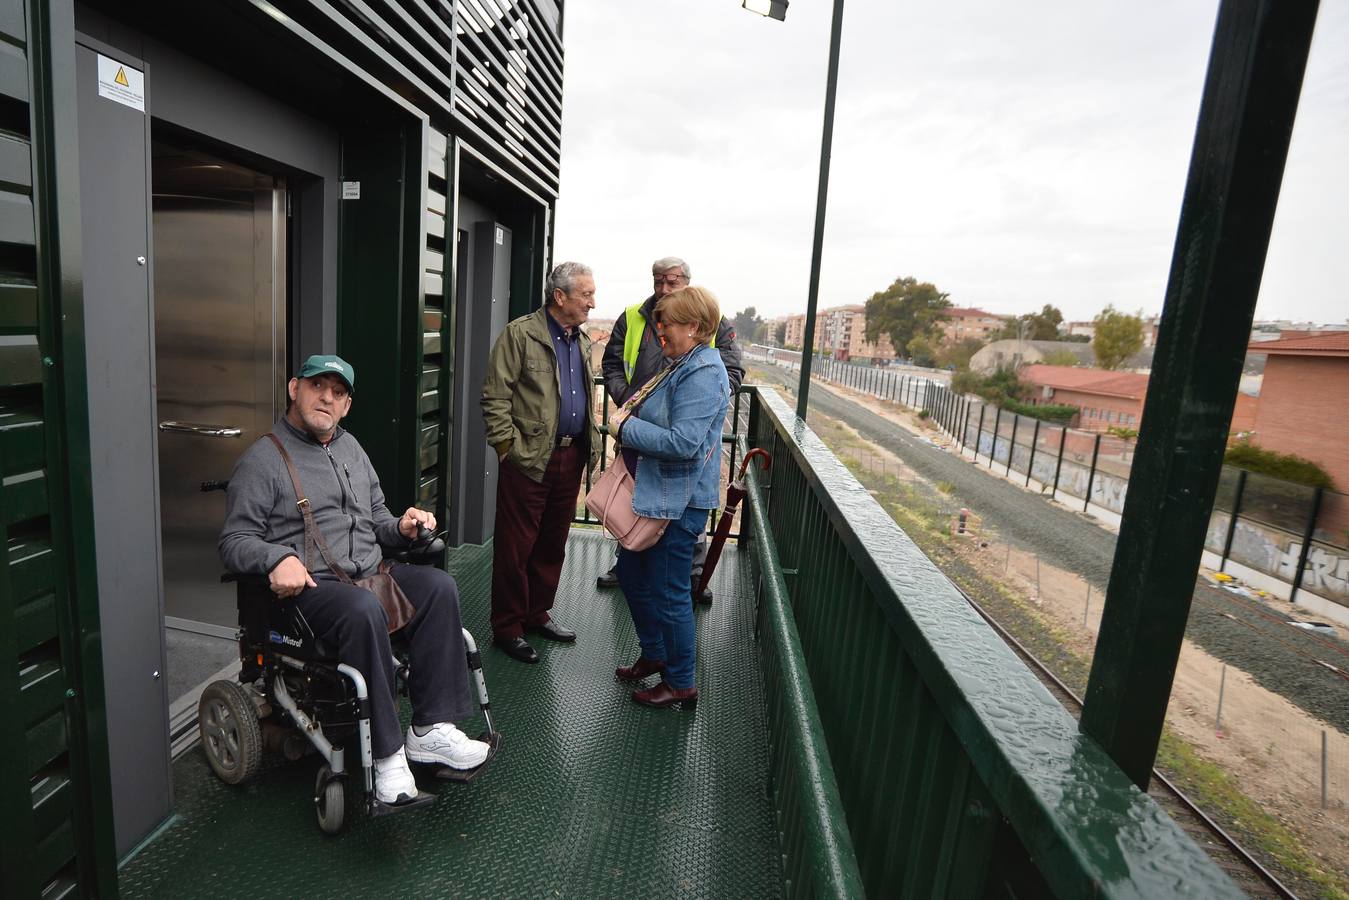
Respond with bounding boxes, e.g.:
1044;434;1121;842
314;764;345;834
198;681;262;786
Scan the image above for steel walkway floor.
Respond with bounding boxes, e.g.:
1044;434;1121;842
118;528;783;899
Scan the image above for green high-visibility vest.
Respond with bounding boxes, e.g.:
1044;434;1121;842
622;302;716;383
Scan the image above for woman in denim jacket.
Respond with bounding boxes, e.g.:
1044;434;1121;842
610;286;730;708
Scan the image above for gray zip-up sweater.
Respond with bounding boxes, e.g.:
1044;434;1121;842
219;417;407;579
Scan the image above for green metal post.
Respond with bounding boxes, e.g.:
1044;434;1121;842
796;0;845;422
1288;486;1324;605
974;404;985;462
1026;419;1040;487
1083;433;1101;511
988;407;1000;469
1218;467;1247;573
1082;0;1320;789
1050;424;1067;500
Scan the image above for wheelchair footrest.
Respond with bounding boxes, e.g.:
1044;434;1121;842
368;791;436;818
422;730;502;784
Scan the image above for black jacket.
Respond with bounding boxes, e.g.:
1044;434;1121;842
600;294;744;405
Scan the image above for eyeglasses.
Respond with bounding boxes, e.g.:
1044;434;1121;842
653;275;687;287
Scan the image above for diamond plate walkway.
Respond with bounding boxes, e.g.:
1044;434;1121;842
118;529;783;899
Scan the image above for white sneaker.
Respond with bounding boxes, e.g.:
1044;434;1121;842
405;722;490;770
373;747;419;804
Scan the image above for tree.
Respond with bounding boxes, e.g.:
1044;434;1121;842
773;320;788;347
906;335;938;367
1092;306;1145;370
864;276;951;353
732;307;764;344
994;304;1064;341
936;337;985;371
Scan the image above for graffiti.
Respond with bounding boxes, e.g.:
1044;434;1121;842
1205;512;1349;602
1280;542;1349;599
1089;472;1128;514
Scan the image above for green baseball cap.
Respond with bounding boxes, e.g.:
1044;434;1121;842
297;354;355;392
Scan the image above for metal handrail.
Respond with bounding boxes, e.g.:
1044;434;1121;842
741;434;866;899
743;385;1243;897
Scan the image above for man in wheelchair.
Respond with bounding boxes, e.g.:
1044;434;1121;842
219;354;490;807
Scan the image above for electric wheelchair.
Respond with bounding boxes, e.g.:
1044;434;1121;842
197;529;500;834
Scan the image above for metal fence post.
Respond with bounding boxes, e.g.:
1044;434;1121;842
1051;425;1067;500
1084;432;1101;512
1288;485;1325;605
1026;419;1041;487
1006;413;1019;477
960;399;971;451
989;407;1001;469
1219;467;1247;573
974;404;985;462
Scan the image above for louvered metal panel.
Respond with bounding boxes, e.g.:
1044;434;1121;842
0;2;116;897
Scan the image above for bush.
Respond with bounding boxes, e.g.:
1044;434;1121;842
1224;440;1334;490
917;409;931;420
1003;398;1077;423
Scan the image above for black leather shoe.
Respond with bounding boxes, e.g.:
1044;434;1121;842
495;635;538;664
596;568;619;589
526;619;577;643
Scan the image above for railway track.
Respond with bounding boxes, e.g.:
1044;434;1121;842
961;589;1298;899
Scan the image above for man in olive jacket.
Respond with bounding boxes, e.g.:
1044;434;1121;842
481;261;602;663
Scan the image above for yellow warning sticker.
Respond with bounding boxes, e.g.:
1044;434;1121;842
96;54;145;113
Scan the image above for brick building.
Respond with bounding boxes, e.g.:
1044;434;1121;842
1245;332;1349;490
784;306;895;362
783;312;822;351
820;305;896;363
938;307;1005;344
1019;365;1149;431
1019;364;1258;435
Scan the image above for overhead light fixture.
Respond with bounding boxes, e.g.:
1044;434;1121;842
742;0;788;22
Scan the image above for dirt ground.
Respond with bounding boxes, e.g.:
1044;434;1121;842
786;373;1349;881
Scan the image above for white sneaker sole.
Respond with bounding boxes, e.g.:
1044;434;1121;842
406;744;489;770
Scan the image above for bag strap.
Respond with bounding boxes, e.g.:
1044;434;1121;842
266;433;354;585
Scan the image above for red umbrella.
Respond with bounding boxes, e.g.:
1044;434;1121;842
696;448;772;598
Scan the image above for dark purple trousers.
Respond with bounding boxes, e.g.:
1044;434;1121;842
491;444;585;639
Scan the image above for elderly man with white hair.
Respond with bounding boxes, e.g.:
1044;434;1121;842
482;261;603;663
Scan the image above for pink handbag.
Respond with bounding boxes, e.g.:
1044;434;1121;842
585;459;668;551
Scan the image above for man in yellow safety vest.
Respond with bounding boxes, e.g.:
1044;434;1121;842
597;256;743;602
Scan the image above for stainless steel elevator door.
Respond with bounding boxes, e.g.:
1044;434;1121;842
153;145;286;628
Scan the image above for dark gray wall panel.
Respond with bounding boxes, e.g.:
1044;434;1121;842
74;40;171;858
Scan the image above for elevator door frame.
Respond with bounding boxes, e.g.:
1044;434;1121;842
152;138;288;635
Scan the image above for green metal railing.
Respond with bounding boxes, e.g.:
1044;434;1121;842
739;386;1241;898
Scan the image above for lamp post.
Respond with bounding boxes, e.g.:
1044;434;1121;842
741;0;788;21
744;0;845;421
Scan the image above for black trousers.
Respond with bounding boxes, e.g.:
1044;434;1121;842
295;563;474;759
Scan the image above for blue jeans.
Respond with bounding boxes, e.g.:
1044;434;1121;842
616;506;708;690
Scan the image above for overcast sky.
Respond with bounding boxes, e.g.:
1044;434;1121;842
551;0;1348;328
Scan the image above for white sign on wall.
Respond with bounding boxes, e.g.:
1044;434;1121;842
96;55;145;113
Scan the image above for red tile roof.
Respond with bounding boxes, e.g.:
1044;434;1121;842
1247;331;1349;356
1019;365;1149;400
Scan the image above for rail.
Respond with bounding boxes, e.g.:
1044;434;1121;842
740;385;1243;897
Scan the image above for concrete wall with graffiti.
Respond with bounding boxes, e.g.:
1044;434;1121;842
1205;511;1349;609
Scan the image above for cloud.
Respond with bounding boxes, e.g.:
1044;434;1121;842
555;0;1349;326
